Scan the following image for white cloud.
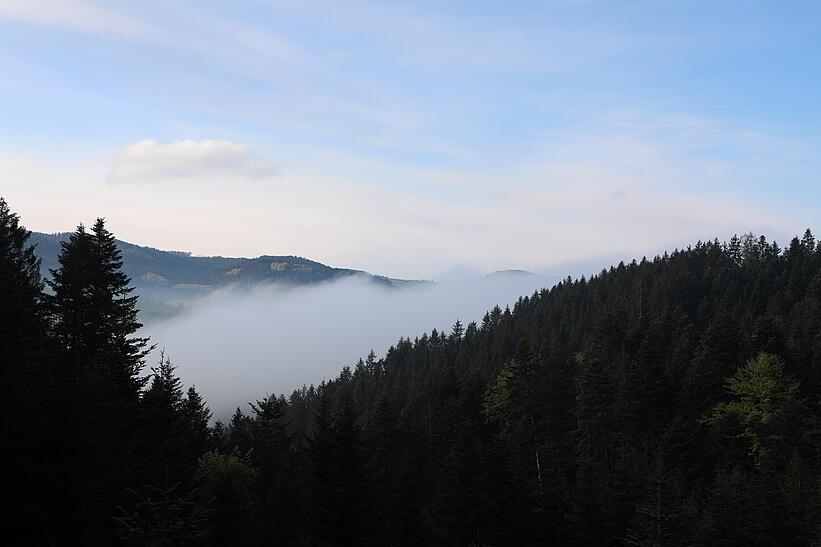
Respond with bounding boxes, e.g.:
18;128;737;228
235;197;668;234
107;139;278;183
1;103;811;280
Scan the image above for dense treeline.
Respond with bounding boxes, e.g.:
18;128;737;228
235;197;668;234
3;195;821;545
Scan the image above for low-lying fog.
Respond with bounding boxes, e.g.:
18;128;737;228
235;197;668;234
141;271;556;418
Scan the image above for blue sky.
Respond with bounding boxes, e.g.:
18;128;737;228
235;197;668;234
1;0;819;279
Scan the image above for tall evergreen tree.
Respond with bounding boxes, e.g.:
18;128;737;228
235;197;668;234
249;393;304;544
141;351;187;486
309;385;367;545
0;197;44;369
0;197;51;538
47;218;151;543
572;315;624;542
181;385;213;461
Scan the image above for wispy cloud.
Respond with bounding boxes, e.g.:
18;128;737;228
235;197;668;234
107;139;278;183
0;0;152;37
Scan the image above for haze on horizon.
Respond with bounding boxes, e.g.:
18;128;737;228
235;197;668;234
2;1;821;280
141;271;554;417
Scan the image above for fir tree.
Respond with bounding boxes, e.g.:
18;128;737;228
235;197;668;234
141;351;188;485
249;394;303;544
114;482;209;546
309;386;367;545
181;385;213;460
47;218;152;541
0;197;51;537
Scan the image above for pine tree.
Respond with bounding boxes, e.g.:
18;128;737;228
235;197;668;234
145;351;184;409
0;197;51;538
572;316;623;542
451;319;464;342
682;312;741;415
0;197;44;370
249;394;303;544
88;218;151;386
364;396;410;543
48;224;93;371
114;482;209;546
141;351;187;485
210;420;227;453
49;219;150;378
331;389;367;543
181;385;213;460
47;218;152;541
801;228;816;252
483;339;545;489
694;468;762;545
309;386;337;544
309;385;367;545
366;349;379;375
627;451;697;546
227;407;253;454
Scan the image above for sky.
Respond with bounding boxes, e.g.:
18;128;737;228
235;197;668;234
1;0;820;280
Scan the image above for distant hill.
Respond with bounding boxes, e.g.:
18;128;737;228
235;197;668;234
30;232;419;310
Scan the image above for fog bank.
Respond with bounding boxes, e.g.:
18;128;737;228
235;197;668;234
141;272;554;417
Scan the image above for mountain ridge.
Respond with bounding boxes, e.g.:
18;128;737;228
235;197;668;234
29;231;419;297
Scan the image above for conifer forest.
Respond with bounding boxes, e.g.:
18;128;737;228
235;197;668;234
4;195;821;545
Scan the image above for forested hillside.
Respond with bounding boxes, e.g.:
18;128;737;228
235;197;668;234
4;196;821;545
30;231;409;296
30;231;415;324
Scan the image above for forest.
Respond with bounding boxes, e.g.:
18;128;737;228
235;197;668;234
29;231;407;295
3;194;821;546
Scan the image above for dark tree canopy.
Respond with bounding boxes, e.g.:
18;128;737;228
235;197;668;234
2;195;821;545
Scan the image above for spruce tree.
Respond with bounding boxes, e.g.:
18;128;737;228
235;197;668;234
89;217;150;387
249;393;303;543
48;218;151;542
141;351;187;485
309;385;367;545
48;224;93;371
114;482;210;546
181;385;213;460
227;407;253;453
572;316;622;542
364;396;409;543
49;218;150;384
0;197;44;369
0;197;51;538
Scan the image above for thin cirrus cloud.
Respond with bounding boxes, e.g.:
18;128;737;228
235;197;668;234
106;139;278;183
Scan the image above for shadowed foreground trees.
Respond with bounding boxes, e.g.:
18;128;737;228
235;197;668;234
2;196;821;545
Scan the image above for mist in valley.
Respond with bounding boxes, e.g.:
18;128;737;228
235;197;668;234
141;271;555;418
